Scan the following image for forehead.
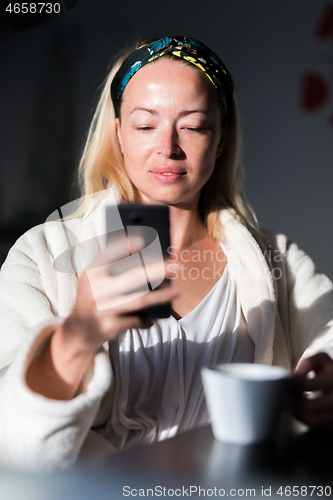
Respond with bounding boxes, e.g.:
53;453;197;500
120;57;219;110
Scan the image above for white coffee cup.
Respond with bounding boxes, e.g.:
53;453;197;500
201;363;290;445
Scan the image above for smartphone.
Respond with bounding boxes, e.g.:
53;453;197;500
106;204;171;319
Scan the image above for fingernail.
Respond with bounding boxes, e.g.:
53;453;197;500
129;237;144;251
168;263;180;272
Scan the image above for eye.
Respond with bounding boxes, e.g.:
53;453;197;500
137;126;153;131
184;127;208;133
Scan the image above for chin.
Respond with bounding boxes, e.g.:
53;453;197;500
139;188;179;204
141;194;197;210
137;183;200;208
141;196;177;206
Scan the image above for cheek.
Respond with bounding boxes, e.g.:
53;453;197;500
193;138;218;166
122;143;151;179
196;143;219;180
122;134;151;160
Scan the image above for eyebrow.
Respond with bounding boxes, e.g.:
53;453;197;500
130;107;208;116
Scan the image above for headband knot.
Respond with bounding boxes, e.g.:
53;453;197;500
111;36;234;122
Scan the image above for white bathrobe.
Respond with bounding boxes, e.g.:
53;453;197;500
1;190;333;471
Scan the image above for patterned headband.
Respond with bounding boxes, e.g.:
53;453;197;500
110;36;235;122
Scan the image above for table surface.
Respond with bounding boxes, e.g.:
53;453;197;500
97;419;333;489
1;419;333;500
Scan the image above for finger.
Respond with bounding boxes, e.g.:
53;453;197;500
109;283;181;314
98;260;171;298
91;278;180;312
98;253;177;287
298;372;333;393
90;235;145;269
296;352;333;376
84;260;180;313
291;404;333;428
165;262;180;277
110;258;178;281
301;391;333;413
294;353;333;393
87;258;155;300
291;392;333;428
106;261;178;297
100;314;154;338
291;372;322;393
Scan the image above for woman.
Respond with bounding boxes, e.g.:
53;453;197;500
1;36;333;471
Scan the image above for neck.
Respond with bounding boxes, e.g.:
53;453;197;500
168;204;209;251
134;190;212;252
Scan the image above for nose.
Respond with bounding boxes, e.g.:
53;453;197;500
158;127;181;158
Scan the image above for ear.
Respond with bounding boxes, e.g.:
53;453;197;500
216;130;226;159
115;118;124;154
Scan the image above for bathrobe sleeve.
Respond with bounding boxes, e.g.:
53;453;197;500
258;228;333;366
0;224;113;471
284;237;333;364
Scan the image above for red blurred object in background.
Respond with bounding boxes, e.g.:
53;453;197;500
300;72;330;111
315;4;333;40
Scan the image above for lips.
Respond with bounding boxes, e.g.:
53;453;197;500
149;167;187;183
150;166;186;174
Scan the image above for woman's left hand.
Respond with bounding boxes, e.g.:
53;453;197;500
291;352;333;428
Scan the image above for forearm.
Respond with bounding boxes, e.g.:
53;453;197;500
26;318;98;401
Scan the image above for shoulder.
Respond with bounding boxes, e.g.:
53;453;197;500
0;222;67;289
220;209;291;257
245;224;289;255
1;216;85;278
255;227;318;272
3;220;72;263
1;187;119;277
2;223;53;271
250;226;333;296
227;211;309;265
220;209;330;281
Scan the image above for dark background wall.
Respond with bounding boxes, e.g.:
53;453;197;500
1;1;333;277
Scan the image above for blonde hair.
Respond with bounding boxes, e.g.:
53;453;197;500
77;40;259;238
